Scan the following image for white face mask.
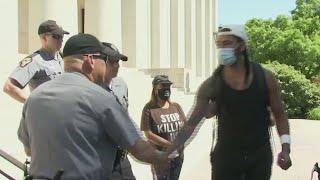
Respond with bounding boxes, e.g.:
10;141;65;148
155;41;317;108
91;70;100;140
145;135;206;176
218;48;237;65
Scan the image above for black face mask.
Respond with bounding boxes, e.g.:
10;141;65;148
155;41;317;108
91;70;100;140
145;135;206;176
158;88;171;101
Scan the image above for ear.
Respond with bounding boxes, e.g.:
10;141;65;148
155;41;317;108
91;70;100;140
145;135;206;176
239;42;246;52
39;34;46;41
83;55;95;73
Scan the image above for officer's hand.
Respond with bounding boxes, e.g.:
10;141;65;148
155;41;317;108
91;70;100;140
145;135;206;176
277;151;292;170
157;151;170;164
155;161;169;176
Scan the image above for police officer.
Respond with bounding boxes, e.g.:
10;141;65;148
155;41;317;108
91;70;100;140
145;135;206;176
17;33;170;180
3;20;69;103
100;42;136;180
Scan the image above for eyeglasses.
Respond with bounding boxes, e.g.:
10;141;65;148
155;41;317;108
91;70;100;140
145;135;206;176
45;33;63;40
83;54;108;62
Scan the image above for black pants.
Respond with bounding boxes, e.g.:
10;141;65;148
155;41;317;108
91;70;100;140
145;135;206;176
151;156;184;180
210;144;273;180
108;156;136;180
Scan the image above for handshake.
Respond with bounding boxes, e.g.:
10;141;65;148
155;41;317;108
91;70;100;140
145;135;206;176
150;147;182;176
157;149;180;162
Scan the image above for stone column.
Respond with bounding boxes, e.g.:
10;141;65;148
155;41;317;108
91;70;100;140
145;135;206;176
121;0;151;69
212;0;219;70
151;0;171;68
196;0;205;77
85;0;122;50
205;0;214;77
184;0;196;70
170;0;185;68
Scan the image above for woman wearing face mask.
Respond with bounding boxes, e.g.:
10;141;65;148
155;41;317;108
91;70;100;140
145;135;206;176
140;75;187;180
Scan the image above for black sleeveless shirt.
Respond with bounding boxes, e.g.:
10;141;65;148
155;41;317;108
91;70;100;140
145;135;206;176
212;61;270;151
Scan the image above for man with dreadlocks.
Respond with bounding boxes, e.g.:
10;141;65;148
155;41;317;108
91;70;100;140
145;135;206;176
168;25;292;180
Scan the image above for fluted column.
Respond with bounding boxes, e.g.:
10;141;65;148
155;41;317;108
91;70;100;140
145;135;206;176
170;0;185;68
184;0;196;70
122;0;151;69
212;0;219;70
85;0;122;50
205;0;214;77
151;0;171;68
196;0;205;77
135;0;151;68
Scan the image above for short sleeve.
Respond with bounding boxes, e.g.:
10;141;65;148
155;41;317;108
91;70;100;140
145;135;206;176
111;77;129;110
17;101;30;148
140;105;152;131
9;57;39;88
101;97;141;149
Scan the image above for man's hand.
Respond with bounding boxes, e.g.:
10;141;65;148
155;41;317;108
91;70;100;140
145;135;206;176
153;160;169;176
277;151;292;170
129;139;170;164
157;150;170;164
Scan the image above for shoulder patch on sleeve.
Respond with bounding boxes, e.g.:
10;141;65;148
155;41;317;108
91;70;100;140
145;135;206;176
19;57;33;67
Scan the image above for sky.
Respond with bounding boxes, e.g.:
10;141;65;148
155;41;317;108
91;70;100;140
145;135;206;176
218;0;297;25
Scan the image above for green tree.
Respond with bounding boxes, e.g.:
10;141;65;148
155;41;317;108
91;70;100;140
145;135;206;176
263;61;320;118
246;0;320;79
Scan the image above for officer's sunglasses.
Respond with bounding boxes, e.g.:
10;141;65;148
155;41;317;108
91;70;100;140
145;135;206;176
83;54;108;62
45;33;63;40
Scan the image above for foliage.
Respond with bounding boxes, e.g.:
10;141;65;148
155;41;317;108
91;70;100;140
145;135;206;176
246;0;320;79
307;107;320;120
263;61;320;118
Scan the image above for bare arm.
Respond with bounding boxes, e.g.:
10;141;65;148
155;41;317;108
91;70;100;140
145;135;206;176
205;101;217;119
24;146;31;157
144;131;172;147
3;79;27;103
128;138;168;164
167;79;215;154
265;70;290;153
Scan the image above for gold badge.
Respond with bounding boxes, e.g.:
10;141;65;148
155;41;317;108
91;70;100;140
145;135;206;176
20;57;33;67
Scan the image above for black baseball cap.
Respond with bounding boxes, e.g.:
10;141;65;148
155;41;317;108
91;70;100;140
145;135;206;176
101;42;128;61
63;33;109;57
38;20;69;35
152;75;173;85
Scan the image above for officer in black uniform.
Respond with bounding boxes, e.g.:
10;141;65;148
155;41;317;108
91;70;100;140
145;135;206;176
3;20;69;103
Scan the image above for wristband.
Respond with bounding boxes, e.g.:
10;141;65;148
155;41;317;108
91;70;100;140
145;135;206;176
168;150;179;158
280;134;291;145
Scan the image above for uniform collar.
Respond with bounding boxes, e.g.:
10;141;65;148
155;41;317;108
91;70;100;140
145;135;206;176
39;48;60;61
64;71;88;79
100;83;112;92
